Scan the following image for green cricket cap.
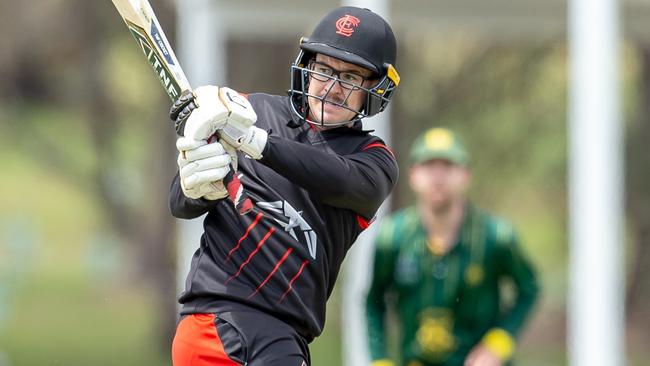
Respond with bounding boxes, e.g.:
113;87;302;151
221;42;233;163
409;127;469;166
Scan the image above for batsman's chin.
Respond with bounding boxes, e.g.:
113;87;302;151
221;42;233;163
315;114;351;127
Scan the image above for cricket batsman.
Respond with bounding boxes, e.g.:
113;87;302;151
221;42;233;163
169;6;400;366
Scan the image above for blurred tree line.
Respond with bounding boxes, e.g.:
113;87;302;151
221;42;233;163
1;0;179;353
0;0;648;364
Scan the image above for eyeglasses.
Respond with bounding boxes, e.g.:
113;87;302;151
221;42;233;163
308;61;367;90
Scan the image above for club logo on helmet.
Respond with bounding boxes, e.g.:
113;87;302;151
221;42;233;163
335;15;360;37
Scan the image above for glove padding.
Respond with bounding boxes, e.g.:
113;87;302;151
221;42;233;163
176;137;231;200
181;85;268;159
170;90;196;135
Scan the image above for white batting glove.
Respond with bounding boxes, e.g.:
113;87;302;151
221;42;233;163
183;86;268;159
176;137;231;200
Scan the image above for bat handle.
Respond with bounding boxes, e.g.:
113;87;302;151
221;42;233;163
223;168;254;215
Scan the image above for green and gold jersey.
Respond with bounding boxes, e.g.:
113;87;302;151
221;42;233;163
365;204;539;366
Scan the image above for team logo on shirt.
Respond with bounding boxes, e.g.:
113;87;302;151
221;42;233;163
258;200;318;259
464;264;484;286
396;253;419;285
415;308;457;362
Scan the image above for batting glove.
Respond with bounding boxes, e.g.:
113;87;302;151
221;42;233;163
176;136;231;200
181;86;268;159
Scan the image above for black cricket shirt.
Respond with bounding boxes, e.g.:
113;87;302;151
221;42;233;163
170;93;398;342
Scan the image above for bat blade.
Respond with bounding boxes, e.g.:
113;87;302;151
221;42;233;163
110;0;254;215
111;0;191;101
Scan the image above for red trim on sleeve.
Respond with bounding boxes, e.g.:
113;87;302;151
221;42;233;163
362;142;395;158
357;215;370;230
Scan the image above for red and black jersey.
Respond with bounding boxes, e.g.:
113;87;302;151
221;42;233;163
170;93;398;342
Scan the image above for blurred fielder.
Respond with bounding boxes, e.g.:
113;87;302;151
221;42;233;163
365;128;539;366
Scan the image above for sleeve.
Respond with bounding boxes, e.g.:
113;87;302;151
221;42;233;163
168;172;221;219
493;224;540;338
259;134;398;218
365;219;398;361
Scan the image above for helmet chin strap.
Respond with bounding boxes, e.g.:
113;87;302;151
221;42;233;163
305;114;360;128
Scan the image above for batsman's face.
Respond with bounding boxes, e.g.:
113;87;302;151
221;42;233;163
409;159;471;212
307;54;374;127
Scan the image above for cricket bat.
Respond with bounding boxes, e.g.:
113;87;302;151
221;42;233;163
110;0;253;214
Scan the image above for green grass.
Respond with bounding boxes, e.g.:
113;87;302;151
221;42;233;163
0;275;169;366
0;130;169;366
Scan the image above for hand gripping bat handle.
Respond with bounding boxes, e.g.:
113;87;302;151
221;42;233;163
207;135;253;215
173;91;253;215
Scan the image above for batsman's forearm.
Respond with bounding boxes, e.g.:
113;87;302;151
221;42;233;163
260;134;398;218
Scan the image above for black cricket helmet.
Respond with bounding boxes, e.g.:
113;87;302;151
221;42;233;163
288;6;400;126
